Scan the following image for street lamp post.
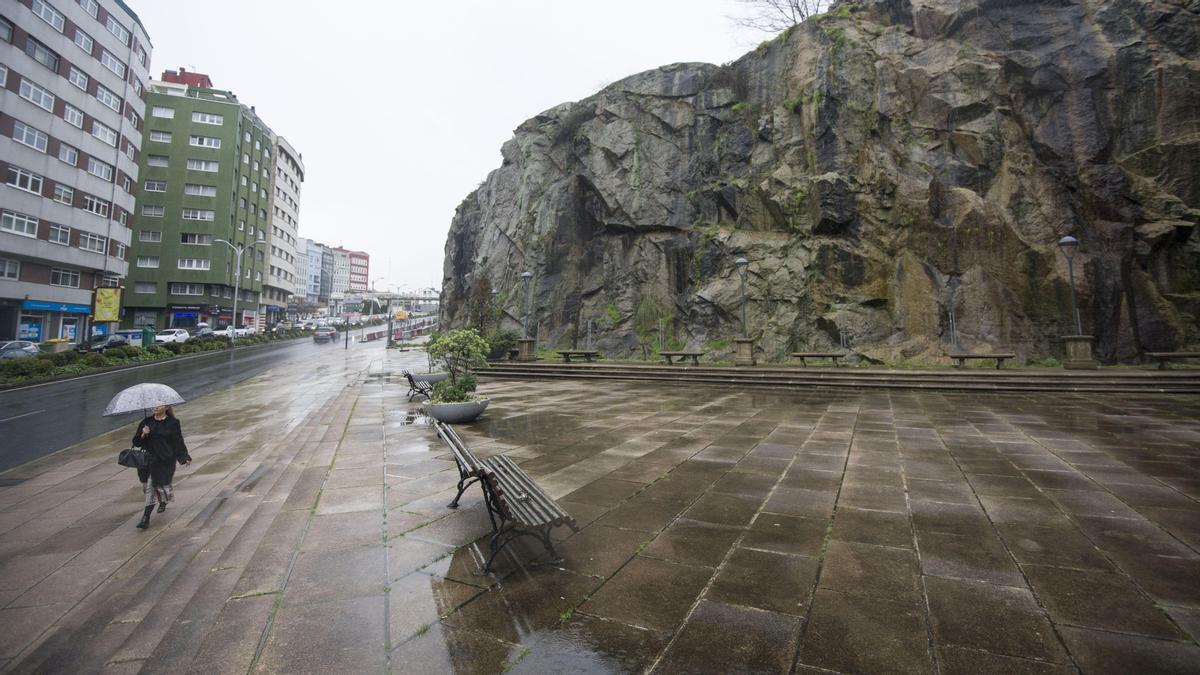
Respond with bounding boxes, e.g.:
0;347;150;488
215;238;261;346
1056;235;1096;369
490;289;499;334
733;257;756;366
517;271;535;361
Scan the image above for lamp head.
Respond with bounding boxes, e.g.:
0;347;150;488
1057;235;1078;259
734;257;748;275
521;271;532;281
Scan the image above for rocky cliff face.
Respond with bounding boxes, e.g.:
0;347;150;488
440;0;1200;364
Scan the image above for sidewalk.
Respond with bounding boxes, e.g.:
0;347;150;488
1;344;1198;673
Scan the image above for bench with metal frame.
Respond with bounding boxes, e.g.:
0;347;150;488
402;370;434;401
435;420;578;574
556;350;601;363
790;352;846;367
659;350;704;366
1146;351;1200;370
949;353;1016;369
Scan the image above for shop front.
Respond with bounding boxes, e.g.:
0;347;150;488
167;305;204;329
18;300;92;343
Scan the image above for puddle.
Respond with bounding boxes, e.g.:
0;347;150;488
397;411;433;426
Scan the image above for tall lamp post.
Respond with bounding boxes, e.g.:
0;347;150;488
215;238;261;346
1057;235;1096;369
517;271;535;361
733;257;756;366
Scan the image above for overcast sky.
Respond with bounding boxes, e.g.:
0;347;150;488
130;1;761;293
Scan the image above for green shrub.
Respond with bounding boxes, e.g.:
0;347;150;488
162;342;183;354
485;330;519;360
430;380;473;403
105;346;137;360
83;352;108;367
45;350;80;366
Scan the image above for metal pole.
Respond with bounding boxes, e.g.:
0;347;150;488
739;271;748;339
230;246;241;347
1067;256;1082;334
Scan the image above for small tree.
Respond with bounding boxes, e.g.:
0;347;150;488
467;277;493;334
425;328;489;402
731;0;831;34
634;297;662;360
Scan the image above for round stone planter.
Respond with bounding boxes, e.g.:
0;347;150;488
426;398;490;424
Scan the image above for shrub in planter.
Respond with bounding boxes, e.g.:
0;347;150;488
486;330;520;360
162;342;183;354
45;350;80;367
83;352;109;367
425;329;488;402
105;346;135;359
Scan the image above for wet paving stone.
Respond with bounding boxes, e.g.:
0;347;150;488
390;622;518;674
741;512;827;557
593;495;688;534
653;599;800;673
554;524;648;578
925;576;1067;663
1057;625;1200;674
256;595;387;673
820;540;921;602
579;556;713;633
936;646;1075;674
1021;564;1183;638
640;518;743;568
916;529;1024;586
681;492;762;527
830;507;914;548
705;547;819;615
799;589;932;674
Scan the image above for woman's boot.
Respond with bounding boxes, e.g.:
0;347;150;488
136;505;153;529
157;501;167;513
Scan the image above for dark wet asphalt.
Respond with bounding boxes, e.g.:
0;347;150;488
0;338;348;472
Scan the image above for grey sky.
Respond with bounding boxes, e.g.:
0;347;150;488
130;1;759;292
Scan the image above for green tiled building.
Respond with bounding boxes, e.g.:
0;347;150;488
121;71;274;331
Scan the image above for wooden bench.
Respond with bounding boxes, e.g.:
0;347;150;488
791;352;846;367
1146;351;1200;370
434;420;578;574
557;350;600;363
402;370;434;401
949;353;1016;369
659;350;704;366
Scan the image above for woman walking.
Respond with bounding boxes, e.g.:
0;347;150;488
131;404;191;529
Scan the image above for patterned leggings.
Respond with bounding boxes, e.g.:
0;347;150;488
143;481;173;506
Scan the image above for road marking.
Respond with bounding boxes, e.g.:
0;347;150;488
0;409;44;423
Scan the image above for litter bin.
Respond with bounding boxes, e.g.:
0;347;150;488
141;325;156;348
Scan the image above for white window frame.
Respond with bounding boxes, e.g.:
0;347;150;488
19;79;55;112
151;106;175;119
79;231;106;253
86;157;113;181
134;282;156;294
91;121;118;147
189;135;221;149
1;211;39;238
181;208;215;221
63;103;84;128
144;180;166;192
149;130;172;143
33;0;66;32
186;159;219;172
169;283;205;295
192;112;224;125
136;256;159;268
100;50;125;78
184;183;217;197
138;230;161;242
180;233;212;245
57;143;77;165
96;85;121;112
147;155;170;167
49;223;70;244
82;194;109;217
68;66;88;90
6;166;43;194
52;185;74;206
50;268;80;288
73;27;93;53
141;204;164;217
78;0;98;18
13;122;49;153
0;257;19;280
105;15;130;45
177;258;211;270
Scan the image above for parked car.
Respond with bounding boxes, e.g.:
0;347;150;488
0;340;39;358
213;325;253;338
75;334;129;353
189;324;215;340
313;326;338;343
154;329;190;344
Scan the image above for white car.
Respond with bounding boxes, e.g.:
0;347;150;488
154;329;190;344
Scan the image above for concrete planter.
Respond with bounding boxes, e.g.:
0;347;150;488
427;398;490;424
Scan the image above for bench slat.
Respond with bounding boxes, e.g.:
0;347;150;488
485;456;575;529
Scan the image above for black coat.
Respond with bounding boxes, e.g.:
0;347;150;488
132;415;190;484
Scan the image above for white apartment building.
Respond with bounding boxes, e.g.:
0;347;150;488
261;134;302;323
0;0;151;341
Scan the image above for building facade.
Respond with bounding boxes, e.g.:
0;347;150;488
0;0;150;341
262;134;302;324
348;248;368;292
297;237;325;308
121;72;275;331
331;246;349;294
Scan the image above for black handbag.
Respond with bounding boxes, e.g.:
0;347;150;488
118;447;147;469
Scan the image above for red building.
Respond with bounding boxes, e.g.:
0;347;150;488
160;67;214;88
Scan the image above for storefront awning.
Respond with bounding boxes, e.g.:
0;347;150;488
21;300;91;314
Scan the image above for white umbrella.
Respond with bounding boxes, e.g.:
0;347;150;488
103;383;185;416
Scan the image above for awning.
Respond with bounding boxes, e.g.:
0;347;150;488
21;300;91;314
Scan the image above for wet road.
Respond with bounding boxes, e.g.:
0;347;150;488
0;338;354;472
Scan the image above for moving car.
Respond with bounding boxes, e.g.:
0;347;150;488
154;329;190;344
74;334;129;353
0;340;39;359
313;326;338;343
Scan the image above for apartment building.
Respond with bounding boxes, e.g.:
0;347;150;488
0;0;151;340
262;134;302;324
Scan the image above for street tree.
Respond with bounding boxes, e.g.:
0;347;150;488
731;0;832;34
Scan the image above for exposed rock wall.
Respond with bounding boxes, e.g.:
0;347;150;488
440;0;1200;363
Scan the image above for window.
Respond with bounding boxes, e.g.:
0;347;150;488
0;258;19;280
6;167;43;194
50;268;80;287
192;112;224;125
13;122;48;153
136;256;159;268
49;223;70;243
184;183;216;197
73;28;93;54
149;130;172;143
1;211;39;237
33;0;66;31
180;233;212;245
63;104;84;128
253;161;259;172
115;242;125;259
132;78;142;96
91;121;118;146
147;155;169;167
144;180;166;192
87;158;113;181
242;153;249;164
134;282;155;293
58;143;77;165
240;176;247;187
177;258;211;270
105;15;130;45
182;208;215;221
78;0;98;18
186;159;218;172
96;85;121;112
24;37;60;71
238;219;245;230
100;50;125;78
248;226;255;237
19;79;55;112
151;106;174;119
79;232;106;253
116;209;126;225
170;283;204;295
141;205;164;217
53;185;74;206
68;66;88;90
82;194;109;217
138;230;160;242
124;141;136;160
189;135;221;149
121;175;131;193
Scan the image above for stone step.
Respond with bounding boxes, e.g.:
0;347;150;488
480;364;1200;394
8;389;354;673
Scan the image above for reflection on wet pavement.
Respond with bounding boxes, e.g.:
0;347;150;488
1;344;1198;672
